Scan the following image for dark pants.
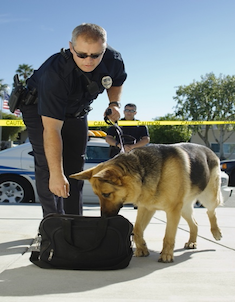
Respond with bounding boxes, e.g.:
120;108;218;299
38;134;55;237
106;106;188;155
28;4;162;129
21;103;88;217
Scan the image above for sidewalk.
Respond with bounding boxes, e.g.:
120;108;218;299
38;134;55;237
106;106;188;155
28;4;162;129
0;203;235;302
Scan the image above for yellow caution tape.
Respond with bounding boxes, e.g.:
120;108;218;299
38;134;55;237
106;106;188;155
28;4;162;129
87;120;235;126
0;119;235;127
0;120;25;126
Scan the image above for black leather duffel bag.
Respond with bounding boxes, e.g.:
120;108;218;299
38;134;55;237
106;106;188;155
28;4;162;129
30;214;133;270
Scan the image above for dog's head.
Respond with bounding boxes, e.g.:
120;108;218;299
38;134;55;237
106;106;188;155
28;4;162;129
70;162;140;216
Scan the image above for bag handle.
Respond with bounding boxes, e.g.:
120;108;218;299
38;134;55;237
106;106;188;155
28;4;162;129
62;217;108;251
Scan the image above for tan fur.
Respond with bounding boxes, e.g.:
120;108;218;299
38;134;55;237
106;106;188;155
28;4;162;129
70;143;222;263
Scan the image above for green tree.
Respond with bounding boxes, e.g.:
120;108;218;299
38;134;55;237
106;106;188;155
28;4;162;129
174;73;235;159
16;64;34;85
0;79;24;145
148;114;192;144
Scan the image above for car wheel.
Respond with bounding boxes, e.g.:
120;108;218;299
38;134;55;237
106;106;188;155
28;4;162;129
0;175;35;204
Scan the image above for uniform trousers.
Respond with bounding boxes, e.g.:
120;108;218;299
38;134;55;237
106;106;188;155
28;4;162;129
21;103;88;217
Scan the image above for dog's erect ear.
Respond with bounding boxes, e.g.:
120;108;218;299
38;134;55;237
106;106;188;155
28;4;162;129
93;167;123;186
70;167;96;180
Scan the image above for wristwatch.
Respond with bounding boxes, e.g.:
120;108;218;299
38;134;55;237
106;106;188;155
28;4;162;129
109;101;121;108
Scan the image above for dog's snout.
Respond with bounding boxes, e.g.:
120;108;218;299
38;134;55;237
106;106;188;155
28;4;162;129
101;204;122;217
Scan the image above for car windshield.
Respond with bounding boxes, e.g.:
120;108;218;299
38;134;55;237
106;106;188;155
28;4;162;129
85;145;109;163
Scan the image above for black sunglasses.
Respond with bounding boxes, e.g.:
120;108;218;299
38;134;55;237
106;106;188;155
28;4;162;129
73;47;104;59
124;109;136;113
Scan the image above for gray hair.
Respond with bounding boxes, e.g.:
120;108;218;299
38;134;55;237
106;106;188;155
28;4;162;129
71;23;107;46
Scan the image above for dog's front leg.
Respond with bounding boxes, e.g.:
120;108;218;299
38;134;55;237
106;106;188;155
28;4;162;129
159;209;181;263
133;207;156;257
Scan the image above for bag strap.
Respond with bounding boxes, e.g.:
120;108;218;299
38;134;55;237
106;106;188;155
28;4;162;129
62;217;108;251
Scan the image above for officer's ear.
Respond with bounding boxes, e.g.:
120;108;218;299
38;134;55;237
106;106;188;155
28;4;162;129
69;41;73;52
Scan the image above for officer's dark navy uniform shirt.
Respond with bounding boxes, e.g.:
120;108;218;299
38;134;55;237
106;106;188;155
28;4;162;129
26;46;127;121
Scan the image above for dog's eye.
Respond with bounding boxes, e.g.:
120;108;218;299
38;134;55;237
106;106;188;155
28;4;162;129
102;193;111;198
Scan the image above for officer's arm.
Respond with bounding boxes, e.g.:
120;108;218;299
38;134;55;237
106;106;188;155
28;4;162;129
107;85;123;102
105;135;118;147
134;136;150;147
41;116;70;198
124;136;150;152
104;86;123;122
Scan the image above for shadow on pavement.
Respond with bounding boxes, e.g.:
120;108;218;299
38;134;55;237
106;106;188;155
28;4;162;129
0;248;216;297
0;239;34;256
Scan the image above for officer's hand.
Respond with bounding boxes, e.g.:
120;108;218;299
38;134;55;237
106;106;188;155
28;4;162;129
49;174;70;198
124;145;133;152
104;106;120;123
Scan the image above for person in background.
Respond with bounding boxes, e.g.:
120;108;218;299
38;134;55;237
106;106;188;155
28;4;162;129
105;103;150;158
20;23;127;217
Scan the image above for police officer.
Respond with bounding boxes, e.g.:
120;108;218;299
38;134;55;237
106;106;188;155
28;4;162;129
21;23;127;217
105;103;150;157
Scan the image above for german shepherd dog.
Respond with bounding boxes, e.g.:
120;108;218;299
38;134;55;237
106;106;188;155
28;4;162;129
70;143;222;263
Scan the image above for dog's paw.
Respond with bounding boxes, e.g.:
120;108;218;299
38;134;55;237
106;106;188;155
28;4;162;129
184;242;197;249
158;253;174;263
134;247;150;257
211;228;222;241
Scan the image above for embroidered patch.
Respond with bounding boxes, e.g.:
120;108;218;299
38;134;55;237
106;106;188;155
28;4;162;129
102;76;112;89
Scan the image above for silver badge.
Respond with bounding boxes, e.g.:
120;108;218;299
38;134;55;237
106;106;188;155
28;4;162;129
102;76;112;89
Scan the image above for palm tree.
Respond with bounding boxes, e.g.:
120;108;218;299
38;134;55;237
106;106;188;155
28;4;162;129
16;64;34;85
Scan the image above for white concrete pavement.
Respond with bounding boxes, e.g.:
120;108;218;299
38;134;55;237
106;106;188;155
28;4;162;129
0;197;235;302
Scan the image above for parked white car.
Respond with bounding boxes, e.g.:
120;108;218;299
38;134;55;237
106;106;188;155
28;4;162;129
0;139;232;205
220;171;233;202
0;136;110;204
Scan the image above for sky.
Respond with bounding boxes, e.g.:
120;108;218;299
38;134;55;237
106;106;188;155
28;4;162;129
1;0;235;122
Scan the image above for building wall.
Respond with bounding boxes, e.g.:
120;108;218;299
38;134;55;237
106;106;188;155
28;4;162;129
191;128;235;159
